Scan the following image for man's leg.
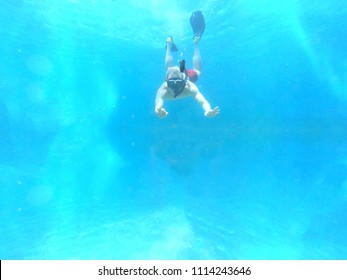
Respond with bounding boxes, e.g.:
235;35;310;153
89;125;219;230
193;41;202;76
165;37;174;70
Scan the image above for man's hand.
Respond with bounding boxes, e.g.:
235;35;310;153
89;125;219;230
155;107;169;118
204;106;220;117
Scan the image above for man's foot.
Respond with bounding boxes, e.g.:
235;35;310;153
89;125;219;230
166;36;174;43
193;35;201;43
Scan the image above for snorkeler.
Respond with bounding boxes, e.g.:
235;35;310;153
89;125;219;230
154;10;220;118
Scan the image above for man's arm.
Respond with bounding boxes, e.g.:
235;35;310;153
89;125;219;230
194;91;220;117
155;85;169;118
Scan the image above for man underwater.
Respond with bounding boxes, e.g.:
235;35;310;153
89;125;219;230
154;11;220;118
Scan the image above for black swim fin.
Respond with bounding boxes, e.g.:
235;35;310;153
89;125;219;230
165;42;178;52
190;10;205;39
165;36;178;52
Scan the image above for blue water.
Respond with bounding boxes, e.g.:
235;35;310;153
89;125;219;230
1;0;347;260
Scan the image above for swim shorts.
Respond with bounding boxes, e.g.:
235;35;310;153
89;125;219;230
186;69;199;83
